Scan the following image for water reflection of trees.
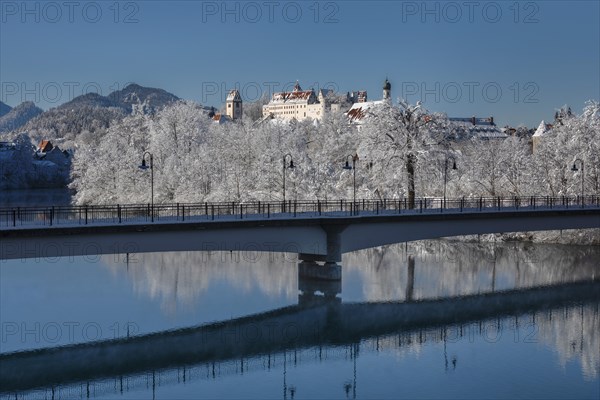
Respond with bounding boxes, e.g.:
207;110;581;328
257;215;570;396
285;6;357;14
344;240;599;303
100;241;599;380
102;251;298;314
536;304;600;379
101;241;599;311
363;302;599;380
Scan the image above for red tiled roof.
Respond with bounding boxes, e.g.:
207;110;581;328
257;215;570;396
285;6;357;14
38;140;52;152
347;107;366;122
271;90;315;102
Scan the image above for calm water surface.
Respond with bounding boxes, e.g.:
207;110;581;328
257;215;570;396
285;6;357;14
0;188;72;207
1;240;599;399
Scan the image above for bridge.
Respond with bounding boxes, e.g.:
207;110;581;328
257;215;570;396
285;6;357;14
1;196;599;279
1;279;598;396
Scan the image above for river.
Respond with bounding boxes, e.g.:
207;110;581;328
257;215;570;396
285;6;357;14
0;238;598;399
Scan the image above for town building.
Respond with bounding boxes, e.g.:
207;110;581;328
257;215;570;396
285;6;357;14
345;78;392;129
448;117;507;140
532;120;553;153
262;82;329;122
209;89;243;124
226;89;242;120
37;140;53;153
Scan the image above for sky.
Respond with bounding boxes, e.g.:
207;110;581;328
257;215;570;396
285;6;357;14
1;0;599;127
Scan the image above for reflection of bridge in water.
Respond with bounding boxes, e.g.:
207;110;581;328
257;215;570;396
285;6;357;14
1;279;598;399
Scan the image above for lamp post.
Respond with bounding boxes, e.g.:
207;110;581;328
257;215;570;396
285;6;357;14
443;155;457;208
571;158;584;204
282;153;295;210
139;151;154;222
343;154;358;206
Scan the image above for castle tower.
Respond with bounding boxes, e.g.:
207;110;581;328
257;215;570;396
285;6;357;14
226;89;242;120
383;78;391;100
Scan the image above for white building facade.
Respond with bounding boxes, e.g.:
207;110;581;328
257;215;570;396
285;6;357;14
262;82;327;122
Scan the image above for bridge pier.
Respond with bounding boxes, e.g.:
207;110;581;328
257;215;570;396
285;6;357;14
297;224;346;281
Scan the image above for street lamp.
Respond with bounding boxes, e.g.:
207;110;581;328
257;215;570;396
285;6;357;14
443;155;457;208
571;158;584;204
139;151;154;222
282;153;295;210
343;154;358;206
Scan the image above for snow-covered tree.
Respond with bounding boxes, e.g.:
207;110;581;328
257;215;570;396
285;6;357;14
358;100;450;207
534;101;600;197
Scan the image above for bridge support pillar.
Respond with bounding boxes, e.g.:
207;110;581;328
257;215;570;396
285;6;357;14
297;224;346;281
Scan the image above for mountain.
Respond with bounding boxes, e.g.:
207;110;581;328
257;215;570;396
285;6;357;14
55;84;179;113
108;83;179;112
0;101;11;118
16;106;127;143
0;101;43;134
1;84;180;142
58;92;123;111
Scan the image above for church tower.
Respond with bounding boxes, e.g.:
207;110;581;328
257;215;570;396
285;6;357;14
226;89;242;120
383;78;391;101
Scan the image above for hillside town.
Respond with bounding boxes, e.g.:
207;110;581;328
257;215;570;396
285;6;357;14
0;80;594;194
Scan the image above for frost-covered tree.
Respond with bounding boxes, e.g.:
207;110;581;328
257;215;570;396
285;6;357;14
534;101;600;197
460;136;532;197
0;133;35;189
68;98;599;214
359;100;450;207
242;94;270;122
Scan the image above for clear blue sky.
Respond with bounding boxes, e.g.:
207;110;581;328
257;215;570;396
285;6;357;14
1;0;598;127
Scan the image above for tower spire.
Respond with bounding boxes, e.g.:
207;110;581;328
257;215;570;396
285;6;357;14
383;78;391;100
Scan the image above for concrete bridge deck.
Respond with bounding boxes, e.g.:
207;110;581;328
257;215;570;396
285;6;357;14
1;206;599;270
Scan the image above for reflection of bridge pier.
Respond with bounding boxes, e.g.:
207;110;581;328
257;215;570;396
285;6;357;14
298;265;342;306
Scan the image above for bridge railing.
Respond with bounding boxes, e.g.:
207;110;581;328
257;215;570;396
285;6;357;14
0;195;599;229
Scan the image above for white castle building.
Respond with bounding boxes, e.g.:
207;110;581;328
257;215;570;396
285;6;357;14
262;79;392;123
262;82;328;121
